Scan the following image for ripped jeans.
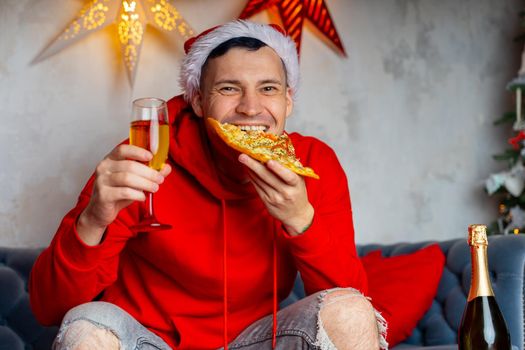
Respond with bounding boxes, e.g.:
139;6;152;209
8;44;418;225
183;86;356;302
52;288;387;350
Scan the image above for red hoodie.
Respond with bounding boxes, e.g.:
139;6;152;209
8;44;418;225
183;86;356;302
29;95;367;349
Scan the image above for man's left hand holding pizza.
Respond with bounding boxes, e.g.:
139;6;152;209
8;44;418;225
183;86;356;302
238;153;314;236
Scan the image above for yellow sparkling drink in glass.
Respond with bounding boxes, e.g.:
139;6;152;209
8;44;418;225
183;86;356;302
129;97;171;233
129;120;170;171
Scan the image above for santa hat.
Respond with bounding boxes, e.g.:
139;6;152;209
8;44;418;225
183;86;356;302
180;20;300;102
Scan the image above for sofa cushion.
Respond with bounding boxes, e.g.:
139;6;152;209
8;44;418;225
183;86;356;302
0;326;24;350
362;244;446;347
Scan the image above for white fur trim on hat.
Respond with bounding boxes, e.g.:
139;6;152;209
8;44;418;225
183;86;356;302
180;20;300;102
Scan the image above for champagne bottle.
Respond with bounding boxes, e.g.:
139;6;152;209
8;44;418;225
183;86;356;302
458;224;511;350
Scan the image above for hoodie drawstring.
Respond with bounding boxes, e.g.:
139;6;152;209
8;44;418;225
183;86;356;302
222;200;229;350
272;228;278;349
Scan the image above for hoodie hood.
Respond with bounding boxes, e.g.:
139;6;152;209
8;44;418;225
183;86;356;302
167;95;257;201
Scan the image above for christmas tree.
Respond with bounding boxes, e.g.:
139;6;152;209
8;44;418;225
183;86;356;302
486;27;525;235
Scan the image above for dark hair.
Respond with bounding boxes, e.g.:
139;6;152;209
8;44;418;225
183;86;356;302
207;37;268;59
200;37;287;89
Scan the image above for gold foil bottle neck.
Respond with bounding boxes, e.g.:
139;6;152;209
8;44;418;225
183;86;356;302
468;224;488;246
466;224;494;300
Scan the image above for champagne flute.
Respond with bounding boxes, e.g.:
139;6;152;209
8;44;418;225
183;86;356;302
129;97;171;232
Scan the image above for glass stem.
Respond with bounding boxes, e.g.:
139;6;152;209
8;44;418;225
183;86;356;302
147;192;155;218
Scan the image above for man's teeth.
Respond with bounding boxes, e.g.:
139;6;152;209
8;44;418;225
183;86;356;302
238;125;267;131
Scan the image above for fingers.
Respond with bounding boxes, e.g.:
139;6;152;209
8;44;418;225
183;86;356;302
238;154;299;187
241;154;303;205
93;146;172;207
103;160;165;183
107;172;160;193
159;163;172;178
266;160;299;186
238;154;313;233
246;169;273;200
107;144;153;162
105;144;172;179
97;185;147;203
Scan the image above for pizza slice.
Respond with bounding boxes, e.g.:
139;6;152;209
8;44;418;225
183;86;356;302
207;118;320;179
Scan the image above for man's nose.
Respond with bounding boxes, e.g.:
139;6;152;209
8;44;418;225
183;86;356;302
236;90;263;117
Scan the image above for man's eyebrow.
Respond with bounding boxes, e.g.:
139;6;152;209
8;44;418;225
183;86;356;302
259;79;283;85
214;79;241;85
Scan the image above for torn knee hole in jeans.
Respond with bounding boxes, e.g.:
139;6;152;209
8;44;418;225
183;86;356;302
314;288;388;350
54;319;121;350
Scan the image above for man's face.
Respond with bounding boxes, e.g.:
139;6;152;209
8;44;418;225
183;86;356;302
191;46;293;136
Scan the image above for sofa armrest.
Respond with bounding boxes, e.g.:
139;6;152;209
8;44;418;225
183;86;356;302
0;247;57;350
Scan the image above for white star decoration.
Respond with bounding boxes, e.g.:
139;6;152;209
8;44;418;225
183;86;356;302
35;0;194;86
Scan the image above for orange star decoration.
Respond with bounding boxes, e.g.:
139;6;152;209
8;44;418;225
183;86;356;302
35;0;194;85
239;0;346;56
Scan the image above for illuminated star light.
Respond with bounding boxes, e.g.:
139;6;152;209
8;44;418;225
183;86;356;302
239;0;346;56
35;0;194;85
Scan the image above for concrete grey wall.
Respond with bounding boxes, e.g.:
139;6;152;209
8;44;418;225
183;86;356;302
0;0;521;247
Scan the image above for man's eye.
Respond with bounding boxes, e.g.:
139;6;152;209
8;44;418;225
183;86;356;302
262;86;278;92
219;86;238;94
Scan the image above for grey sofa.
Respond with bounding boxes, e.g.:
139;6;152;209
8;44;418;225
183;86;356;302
1;234;524;350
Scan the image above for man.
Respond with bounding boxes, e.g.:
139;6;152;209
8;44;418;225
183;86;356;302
30;20;386;350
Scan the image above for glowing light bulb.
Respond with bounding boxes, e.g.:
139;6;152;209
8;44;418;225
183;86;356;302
123;1;137;12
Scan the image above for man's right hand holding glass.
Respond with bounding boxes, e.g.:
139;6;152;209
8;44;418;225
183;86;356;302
76;144;172;246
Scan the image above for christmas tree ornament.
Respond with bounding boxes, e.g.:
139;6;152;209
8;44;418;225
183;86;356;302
239;0;345;56
485;173;506;195
503;168;525;197
486;161;525;197
509;131;525;149
507;44;525;130
507;205;525;234
34;0;194;85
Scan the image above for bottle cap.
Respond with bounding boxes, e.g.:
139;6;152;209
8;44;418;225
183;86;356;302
468;224;488;246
